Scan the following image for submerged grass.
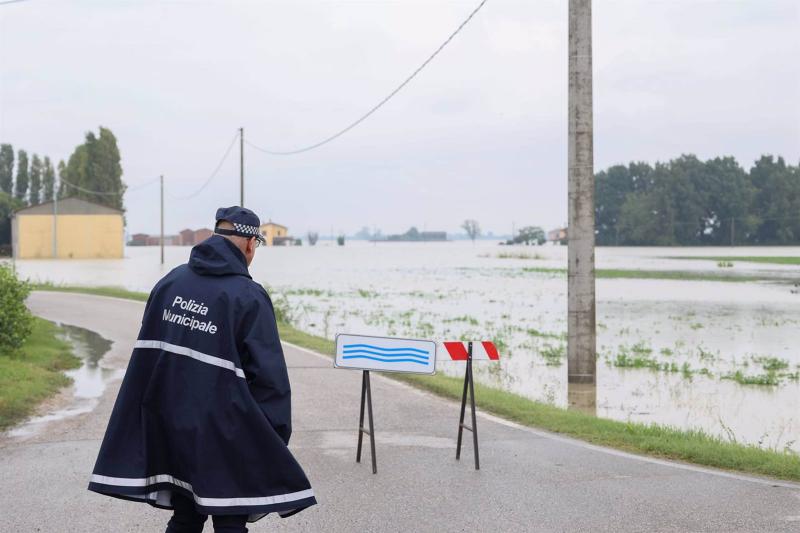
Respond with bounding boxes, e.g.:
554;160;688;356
31;285;800;482
0;318;80;431
670;256;800;266
722;371;781;386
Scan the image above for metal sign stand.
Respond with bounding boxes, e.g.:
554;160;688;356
356;370;377;474
456;341;480;470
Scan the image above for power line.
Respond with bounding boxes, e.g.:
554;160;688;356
0;0;29;6
166;130;240;200
246;0;489;156
59;176;159;196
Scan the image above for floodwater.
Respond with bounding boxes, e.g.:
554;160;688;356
8;324;117;438
10;242;800;452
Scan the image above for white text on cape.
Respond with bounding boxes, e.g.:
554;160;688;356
162;296;217;334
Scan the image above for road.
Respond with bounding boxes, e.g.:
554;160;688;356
1;291;799;532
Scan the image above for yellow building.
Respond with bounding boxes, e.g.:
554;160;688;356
259;221;288;246
12;197;124;259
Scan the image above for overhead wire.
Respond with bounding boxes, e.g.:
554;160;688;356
245;0;489;156
59;176;159;196
166;130;240;200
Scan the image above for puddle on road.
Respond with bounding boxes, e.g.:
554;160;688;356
8;323;119;438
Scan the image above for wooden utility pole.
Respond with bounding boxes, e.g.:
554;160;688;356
567;0;596;407
160;175;164;265
240;127;244;207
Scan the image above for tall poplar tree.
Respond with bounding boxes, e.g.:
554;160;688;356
0;144;13;195
29;154;43;205
62;127;125;210
42;157;55;202
15;150;29;204
57;160;67;199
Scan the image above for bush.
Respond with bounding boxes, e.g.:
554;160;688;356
0;264;33;354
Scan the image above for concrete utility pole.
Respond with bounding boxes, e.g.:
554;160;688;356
567;0;596;410
240;127;244;207
52;183;58;258
160;175;164;265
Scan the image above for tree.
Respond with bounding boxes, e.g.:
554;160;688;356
42;157;55;202
62;127;126;210
617;191;669;245
461;219;480;243
595;164;632;245
697;156;753;245
0;192;23;247
0;144;13;195
307;231;319;246
15;150;29;204
749;156;800;244
514;226;546;245
594;154;800;246
29;155;43;205
56;160;67;199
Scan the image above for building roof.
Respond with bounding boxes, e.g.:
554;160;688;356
260;221;287;229
14;196;124;216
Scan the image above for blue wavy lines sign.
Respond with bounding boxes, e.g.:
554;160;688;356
335;334;437;374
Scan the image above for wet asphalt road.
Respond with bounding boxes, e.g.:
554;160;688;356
1;291;799;532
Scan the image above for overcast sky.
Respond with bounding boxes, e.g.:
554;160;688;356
1;0;798;236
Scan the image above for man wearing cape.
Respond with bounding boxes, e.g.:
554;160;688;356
88;207;316;533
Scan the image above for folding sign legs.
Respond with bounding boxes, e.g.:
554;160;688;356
356;370;377;474
456;342;480;470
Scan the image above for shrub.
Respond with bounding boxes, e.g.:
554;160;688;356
0;264;33;354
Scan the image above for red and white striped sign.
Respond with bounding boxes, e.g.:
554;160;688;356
440;341;500;361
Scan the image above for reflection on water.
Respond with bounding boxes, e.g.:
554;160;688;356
8;323;117;438
9;243;800;452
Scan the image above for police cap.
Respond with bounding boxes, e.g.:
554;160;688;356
214;206;266;244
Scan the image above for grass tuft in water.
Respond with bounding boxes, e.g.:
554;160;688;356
722;371;781;386
539;343;565;366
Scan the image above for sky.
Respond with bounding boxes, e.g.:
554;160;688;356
1;0;798;237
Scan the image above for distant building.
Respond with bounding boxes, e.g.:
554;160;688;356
179;228;195;246
193;228;213;243
259;221;288;246
273;236;299;246
129;233;149;246
130;228;214;247
12;197;124;259
145;235;180;246
547;227;568;244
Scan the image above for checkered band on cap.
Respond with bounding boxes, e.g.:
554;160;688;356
233;223;260;236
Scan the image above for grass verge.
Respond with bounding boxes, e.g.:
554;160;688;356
32;282;149;302
523;266;774;283
32;285;800;482
0;317;80;431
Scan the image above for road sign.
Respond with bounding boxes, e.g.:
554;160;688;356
335;334;437;375
440;341;500;361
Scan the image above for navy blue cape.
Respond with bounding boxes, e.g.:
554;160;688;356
88;235;316;521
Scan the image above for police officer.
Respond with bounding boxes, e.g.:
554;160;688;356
88;207;316;533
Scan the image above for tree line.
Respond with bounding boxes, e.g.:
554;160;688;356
0;127;125;248
595;154;800;246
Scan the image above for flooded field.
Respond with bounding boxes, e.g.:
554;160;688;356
11;242;800;452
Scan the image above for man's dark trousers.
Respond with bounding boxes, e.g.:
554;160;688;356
165;494;248;533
